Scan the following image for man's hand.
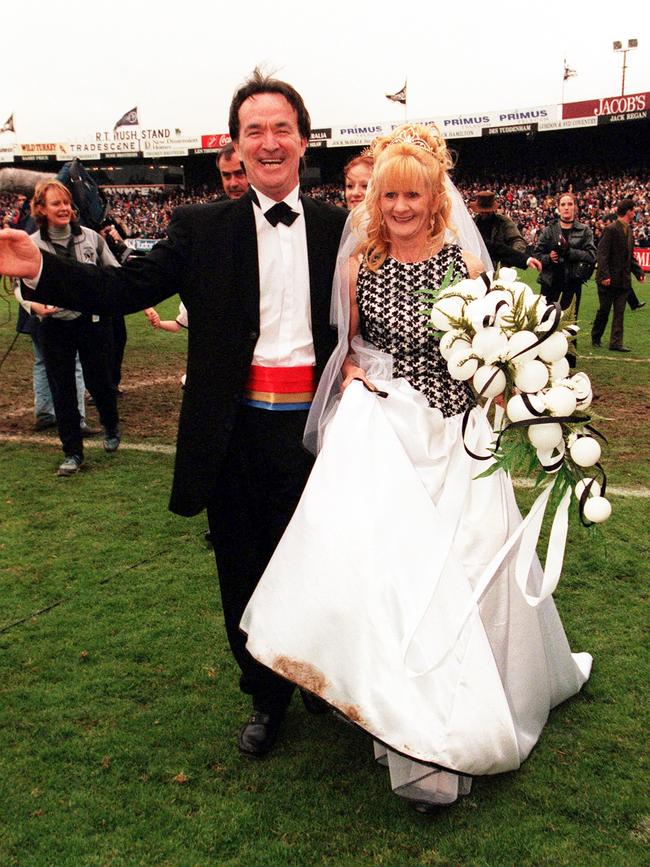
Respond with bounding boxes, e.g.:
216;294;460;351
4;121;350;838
526;256;542;271
0;229;42;279
601;278;611;287
549;251;559;263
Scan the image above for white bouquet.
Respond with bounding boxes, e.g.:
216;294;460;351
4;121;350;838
428;266;610;526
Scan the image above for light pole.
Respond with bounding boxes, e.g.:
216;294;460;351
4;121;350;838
613;39;638;96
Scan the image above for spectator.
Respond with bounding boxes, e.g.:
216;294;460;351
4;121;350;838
343;154;373;210
470;190;542;271
216;144;249;200
534;192;596;365
26;180;121;475
592;198;646;352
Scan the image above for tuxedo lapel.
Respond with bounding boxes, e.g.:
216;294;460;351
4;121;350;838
233;191;261;327
301;195;331;325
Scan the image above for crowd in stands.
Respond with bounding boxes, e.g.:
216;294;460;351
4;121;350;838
2;169;649;246
453;168;650;247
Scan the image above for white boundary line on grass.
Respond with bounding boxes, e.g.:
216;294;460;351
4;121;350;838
2;374;181;420
0;433;175;455
578;353;650;363
1;433;648;499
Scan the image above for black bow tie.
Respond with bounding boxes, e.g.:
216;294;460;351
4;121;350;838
264;201;299;227
249;189;299;227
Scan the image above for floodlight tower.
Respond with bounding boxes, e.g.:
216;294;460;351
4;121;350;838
613;39;638;96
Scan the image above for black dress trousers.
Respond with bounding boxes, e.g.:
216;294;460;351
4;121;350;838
207;405;314;714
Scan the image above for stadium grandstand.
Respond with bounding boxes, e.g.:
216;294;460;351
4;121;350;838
1;89;648;261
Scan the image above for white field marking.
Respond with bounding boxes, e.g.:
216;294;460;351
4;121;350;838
0;433;175;455
1;433;648;499
578;353;650;364
2;374;182;419
511;477;648;499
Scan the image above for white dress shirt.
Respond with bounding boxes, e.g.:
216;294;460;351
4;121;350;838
250;184;315;368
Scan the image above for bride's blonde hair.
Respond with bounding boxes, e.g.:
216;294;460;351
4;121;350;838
358;123;455;271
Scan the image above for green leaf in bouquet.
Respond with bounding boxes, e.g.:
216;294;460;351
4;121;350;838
559;297;577;329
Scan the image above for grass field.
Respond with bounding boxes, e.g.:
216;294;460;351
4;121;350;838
1;277;649;866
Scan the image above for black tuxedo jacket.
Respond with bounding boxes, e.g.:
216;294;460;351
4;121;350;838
34;192;347;516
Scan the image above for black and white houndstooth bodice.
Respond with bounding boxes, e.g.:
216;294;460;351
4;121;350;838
356;245;475;417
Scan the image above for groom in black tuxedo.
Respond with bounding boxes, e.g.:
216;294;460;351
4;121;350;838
3;69;347;756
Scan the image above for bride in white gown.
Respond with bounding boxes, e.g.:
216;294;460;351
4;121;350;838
241;124;591;810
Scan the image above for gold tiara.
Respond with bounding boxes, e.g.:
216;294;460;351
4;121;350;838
389;130;436;155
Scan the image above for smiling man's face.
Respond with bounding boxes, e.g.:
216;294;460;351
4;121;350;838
234;92;307;202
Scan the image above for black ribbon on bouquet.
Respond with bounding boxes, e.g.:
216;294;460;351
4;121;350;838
577;464;608;527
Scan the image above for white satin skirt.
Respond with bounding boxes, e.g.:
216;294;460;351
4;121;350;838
241;379;591;805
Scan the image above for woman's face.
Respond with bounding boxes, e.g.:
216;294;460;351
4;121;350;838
344;163;372;210
42;188;73;228
379;181;433;247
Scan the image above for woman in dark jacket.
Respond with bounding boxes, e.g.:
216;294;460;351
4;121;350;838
27;180;121;475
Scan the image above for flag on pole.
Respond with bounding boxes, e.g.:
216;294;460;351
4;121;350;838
386;82;407;105
0;113;15;133
563;61;577;81
114;107;139;130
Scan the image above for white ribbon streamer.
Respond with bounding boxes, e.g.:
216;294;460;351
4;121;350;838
403;479;572;678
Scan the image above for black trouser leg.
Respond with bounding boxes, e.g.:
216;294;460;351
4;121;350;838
107;315;127;389
592;285;614;344
77;318;119;434
608;290;628;348
207;406;314;715
40;318;83;458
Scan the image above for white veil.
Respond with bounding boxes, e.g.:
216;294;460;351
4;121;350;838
303;177;492;454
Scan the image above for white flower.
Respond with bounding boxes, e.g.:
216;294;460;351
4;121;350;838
506;392;546;422
537;332;569;363
570;436;601;467
497;267;518;285
514;360;549;393
583;496;611;523
454;277;488;300
471;327;509;362
439;329;470;360
473;365;507;398
549;357;571;382
528;422;564;450
543;385;577;417
506;330;539;363
430;295;465;331
575;478;601;499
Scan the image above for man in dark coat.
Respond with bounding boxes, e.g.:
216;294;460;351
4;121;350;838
471;190;541;272
592;198;645;352
0;69;347;757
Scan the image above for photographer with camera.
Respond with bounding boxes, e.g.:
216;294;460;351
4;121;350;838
534;192;596;365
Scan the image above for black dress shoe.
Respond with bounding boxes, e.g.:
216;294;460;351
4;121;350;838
609;345;631;352
300;690;330;715
591;339;601;347
238;711;283;757
632;302;646;310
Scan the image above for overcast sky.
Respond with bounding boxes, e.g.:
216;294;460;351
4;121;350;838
2;0;647;140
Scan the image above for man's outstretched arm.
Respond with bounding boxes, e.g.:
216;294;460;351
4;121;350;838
1;211;191;316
